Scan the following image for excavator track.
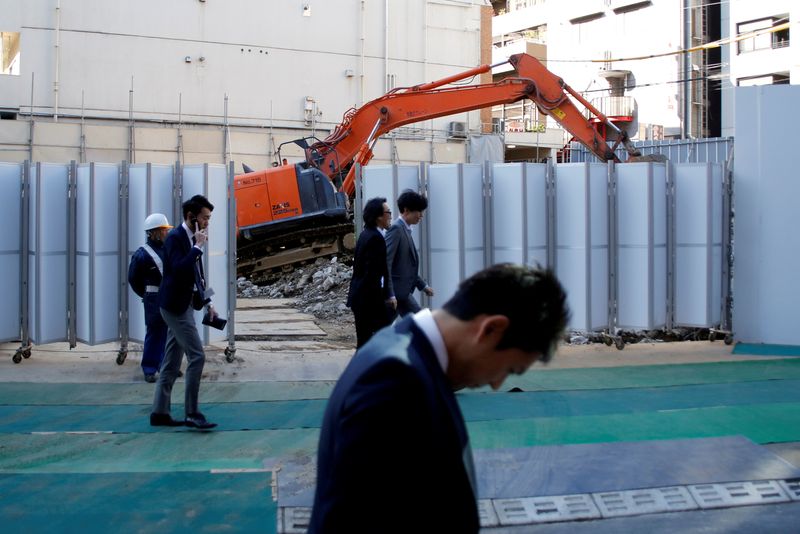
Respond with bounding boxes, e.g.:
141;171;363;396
237;221;355;284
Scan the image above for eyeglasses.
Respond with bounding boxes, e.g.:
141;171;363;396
384;210;392;214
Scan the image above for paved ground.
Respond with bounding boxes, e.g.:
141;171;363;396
1;298;799;533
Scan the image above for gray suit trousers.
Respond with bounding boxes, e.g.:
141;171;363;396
152;306;206;416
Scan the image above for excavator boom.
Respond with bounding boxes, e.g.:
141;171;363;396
308;52;639;195
235;52;642;282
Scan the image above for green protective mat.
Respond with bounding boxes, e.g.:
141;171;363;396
0;380;337;406
0;471;276;533
732;343;800;356
468;402;800;449
1;379;799;434
0;428;319;474
4;359;800;407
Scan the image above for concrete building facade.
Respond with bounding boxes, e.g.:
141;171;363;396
0;0;488;167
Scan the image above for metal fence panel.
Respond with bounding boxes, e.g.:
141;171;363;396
616;162;668;330
126;163;176;343
674;163;723;327
182;164;231;344
491;163;548;269
0;163;22;342
555;163;609;332
29;163;70;345
75;163;121;345
570;137;734;165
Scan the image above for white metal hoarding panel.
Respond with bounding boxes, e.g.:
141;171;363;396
362;165;394;213
182;164;230;343
525;164;549;268
588;164;609;331
462;164;485;282
428;165;461;309
616;163;667;330
29;164;69;345
492;163;548;266
205;164;230;343
127;164;175;343
363;165;420;212
733;86;800;344
76;164;121;344
492;163;525;265
0;163;22;342
674;163;722;327
556;163;609;332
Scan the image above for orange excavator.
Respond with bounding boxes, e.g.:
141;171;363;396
235;52;642;281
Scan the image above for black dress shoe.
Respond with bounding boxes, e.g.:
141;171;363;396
150;413;184;427
185;413;217;430
144;374;156;383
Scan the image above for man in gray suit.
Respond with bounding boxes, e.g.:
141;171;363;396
385;190;434;317
150;194;218;430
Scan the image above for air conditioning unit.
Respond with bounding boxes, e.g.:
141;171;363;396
448;121;467;139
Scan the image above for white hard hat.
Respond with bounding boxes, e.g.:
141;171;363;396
144;213;173;231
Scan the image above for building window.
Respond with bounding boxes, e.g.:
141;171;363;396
738;73;790;86
737;16;789;54
1;31;21;76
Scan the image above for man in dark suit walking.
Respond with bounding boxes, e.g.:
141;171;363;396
309;263;570;533
385;189;434;317
149;194;218;430
346;197;397;348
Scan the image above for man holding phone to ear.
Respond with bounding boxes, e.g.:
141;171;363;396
150;194;218;430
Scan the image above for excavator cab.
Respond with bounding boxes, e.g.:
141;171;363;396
235;158;347;242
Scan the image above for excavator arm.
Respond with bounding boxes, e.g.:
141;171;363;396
308;52;640;196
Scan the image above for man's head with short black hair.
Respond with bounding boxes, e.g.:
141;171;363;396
442;263;569;363
182;194;214;220
363;197;388;228
397;190;428;214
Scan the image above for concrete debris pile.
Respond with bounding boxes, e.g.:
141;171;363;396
237;256;354;324
237;256;713;346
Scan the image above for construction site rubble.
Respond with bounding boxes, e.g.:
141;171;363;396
237;256;354;324
236;256;710;346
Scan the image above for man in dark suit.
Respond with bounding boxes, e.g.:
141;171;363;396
346;197;397;348
310;264;570;533
150;194;218;430
385;189;434;317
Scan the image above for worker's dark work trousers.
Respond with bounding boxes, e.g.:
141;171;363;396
141;293;168;375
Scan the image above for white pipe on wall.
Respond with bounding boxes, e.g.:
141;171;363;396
54;0;62;121
384;0;389;92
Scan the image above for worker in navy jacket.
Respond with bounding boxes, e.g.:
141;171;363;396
346;197;397;347
128;213;172;382
310;264;570;533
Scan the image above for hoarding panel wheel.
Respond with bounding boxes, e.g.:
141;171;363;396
12;353;22;364
116;350;127;365
615;338;625;351
225;347;236;363
724;335;733;345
